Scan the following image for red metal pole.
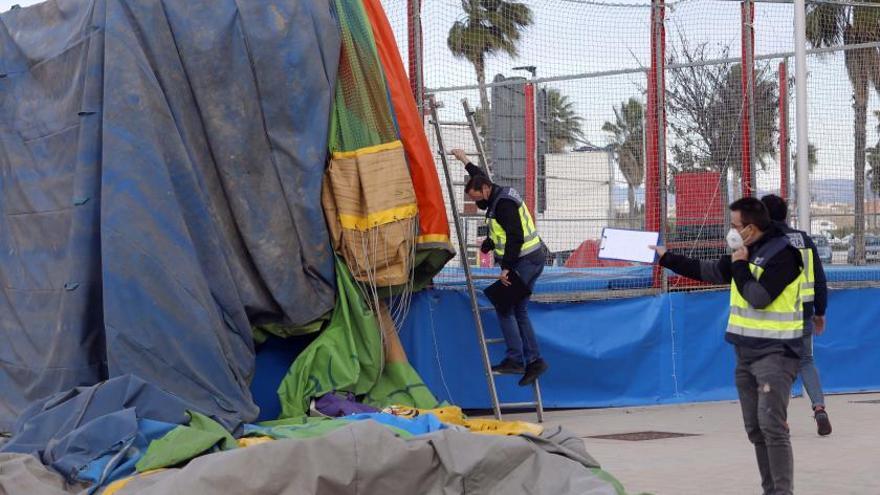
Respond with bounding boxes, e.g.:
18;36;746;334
647;0;666;288
407;0;423;116
779;61;789;201
646;1;664;234
524;83;538;218
740;1;755;197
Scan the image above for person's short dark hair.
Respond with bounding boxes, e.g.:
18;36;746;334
760;194;788;222
729;197;771;230
465;175;493;194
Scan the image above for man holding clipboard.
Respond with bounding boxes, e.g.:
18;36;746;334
650;197;805;495
452;149;549;387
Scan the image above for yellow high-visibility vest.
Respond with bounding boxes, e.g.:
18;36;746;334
486;187;542;259
728;237;806;340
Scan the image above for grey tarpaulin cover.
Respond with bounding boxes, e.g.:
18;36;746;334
0;422;627;495
106;422;621;495
110;422;623;495
0;0;340;430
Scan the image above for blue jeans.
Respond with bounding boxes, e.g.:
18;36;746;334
799;335;825;409
495;253;545;364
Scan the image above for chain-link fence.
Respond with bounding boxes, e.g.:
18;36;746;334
380;0;880;298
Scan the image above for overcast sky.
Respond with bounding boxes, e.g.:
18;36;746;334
1;0;33;10
4;0;876;199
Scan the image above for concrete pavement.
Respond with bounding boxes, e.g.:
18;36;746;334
503;393;880;495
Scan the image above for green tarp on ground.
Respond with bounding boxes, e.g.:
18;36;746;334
277;258;439;418
135;412;236;472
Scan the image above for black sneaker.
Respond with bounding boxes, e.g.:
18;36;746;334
519;359;549;386
814;408;832;436
491;358;525;375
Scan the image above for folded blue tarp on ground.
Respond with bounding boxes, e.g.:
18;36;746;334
0;375;186;485
0;0;340;431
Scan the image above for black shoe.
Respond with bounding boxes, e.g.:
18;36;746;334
519;359;548;386
491;358;525;375
814;408;832;436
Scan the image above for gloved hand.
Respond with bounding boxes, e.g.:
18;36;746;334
480;237;495;254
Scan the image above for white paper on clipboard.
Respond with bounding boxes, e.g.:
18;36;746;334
598;228;660;264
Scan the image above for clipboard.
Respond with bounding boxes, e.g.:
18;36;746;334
483;270;531;312
597;227;660;264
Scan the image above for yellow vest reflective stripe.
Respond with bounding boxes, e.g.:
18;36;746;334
728;239;805;340
486;188;542;258
785;231;815;303
799;247;815;303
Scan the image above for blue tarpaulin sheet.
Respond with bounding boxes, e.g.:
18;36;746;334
0;0;341;431
400;287;880;409
0;375;186;483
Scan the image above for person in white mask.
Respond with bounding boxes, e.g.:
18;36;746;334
650;197;805;495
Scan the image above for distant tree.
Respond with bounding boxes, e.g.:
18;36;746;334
546;88;584;153
807;2;880;262
603;98;644;217
448;0;533;158
665;38;779;210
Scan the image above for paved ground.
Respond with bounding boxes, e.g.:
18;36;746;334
503;392;880;495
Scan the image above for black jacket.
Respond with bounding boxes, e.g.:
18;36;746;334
659;225;804;358
466;163;537;270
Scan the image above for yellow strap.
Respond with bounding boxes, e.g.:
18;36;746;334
102;469;166;495
416;234;450;245
338;204;418;231
237;436;274;448
331;140;403;160
463;418;544;436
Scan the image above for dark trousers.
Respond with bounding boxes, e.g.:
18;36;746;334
735;349;800;495
495;252;545;364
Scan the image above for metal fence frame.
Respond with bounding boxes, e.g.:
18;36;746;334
401;0;880;299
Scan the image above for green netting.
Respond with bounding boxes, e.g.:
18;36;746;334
328;0;398;152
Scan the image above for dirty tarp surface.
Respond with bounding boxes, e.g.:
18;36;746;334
108;421;625;495
0;0;340;430
0;422;628;495
0;375;188;484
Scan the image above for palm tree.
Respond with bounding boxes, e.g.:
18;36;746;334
866;111;880;230
806;4;880;264
868;166;880;230
868;130;880;230
448;0;533;146
603;98;645;218
546;89;584;153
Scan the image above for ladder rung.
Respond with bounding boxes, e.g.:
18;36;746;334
438;121;470;126
485;337;504;344
500;402;538;408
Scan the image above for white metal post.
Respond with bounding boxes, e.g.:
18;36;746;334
794;0;811;233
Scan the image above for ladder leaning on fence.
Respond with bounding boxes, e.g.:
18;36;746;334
427;94;544;423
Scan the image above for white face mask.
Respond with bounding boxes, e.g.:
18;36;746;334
726;228;744;250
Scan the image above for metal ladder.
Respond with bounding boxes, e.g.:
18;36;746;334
427;94;544;423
